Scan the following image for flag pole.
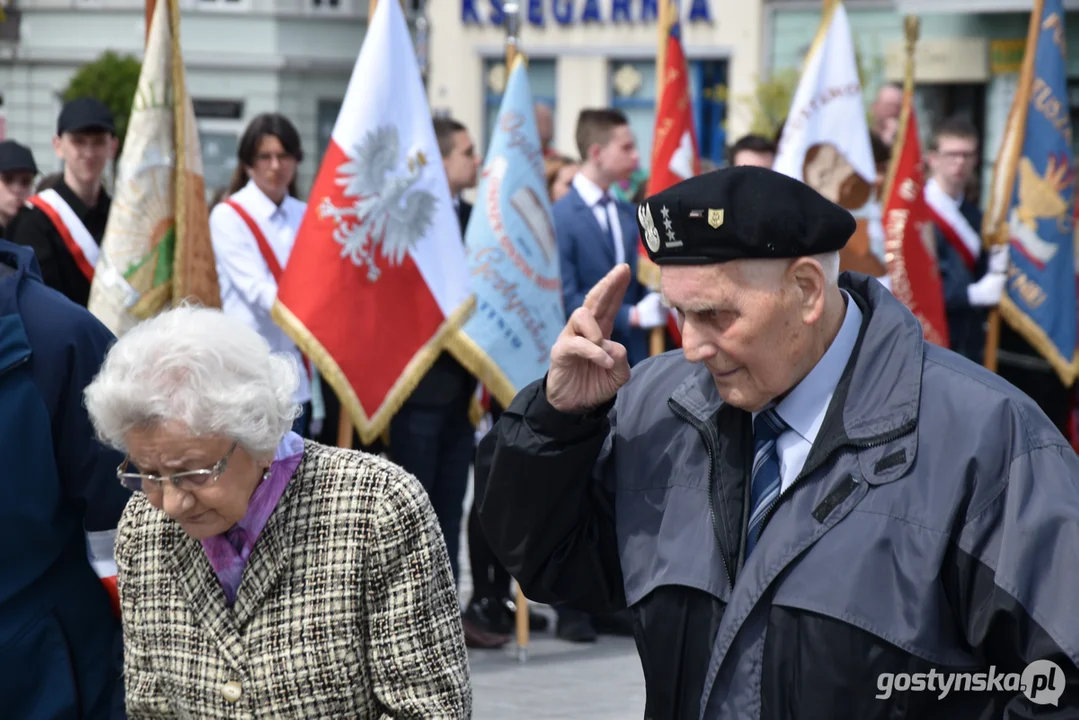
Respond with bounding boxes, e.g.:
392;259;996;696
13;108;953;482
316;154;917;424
981;0;1042;374
146;0;157;46
648;1;673;358
880;16;918;208
501;0;532;664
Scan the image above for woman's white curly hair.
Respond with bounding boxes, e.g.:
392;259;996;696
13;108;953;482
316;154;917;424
84;305;301;456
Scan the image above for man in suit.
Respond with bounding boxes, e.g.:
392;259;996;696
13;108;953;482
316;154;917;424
924;117;1007;364
555;109;665;372
389;117;479;587
551;109;664;642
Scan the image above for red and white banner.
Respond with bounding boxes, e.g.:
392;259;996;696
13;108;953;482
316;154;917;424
272;0;471;444
882;105;950;348
924;177;980;271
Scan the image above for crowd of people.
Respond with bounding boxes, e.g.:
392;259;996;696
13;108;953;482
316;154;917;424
0;81;1076;718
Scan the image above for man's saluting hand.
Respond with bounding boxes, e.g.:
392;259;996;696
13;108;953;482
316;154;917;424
547;263;634;413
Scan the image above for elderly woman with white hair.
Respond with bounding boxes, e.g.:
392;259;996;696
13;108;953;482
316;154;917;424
84;306;471;719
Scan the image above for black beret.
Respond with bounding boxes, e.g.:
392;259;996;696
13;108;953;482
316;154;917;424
636;166;856;265
0;140;37;174
57;97;115;135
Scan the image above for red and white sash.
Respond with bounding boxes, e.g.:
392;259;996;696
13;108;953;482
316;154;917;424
26;189;99;282
924;179;980;272
224;198;312;381
87;529;120;618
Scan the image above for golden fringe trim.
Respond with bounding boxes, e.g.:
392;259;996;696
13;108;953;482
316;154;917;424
130;281;172;320
999;295;1079;387
443;330;519;411
271;295;477;445
637;254;661;292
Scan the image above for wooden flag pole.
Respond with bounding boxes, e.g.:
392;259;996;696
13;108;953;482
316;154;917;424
500;0;532;664
146;0;156;46
982;0;1041;374
648;1;673;359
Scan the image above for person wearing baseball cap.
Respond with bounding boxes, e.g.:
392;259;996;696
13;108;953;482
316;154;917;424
8;96;117;306
0;140;38;238
476;166;1079;717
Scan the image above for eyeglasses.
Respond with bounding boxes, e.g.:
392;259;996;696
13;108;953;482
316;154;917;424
117;441;238;493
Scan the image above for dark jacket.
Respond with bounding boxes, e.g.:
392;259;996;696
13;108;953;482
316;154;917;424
0;240;131;718
406;199;477;407
7;181;111;307
554;186;649;367
478;273;1079;719
934;198;988;363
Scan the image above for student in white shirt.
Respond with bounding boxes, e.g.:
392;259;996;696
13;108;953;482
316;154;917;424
209;113;319;435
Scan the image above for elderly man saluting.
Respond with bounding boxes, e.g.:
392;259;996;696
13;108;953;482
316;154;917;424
477;166;1079;719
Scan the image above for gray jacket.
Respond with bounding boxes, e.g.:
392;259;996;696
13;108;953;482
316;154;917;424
477;273;1079;719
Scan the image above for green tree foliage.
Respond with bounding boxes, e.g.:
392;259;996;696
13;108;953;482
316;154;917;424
62;51;142;153
736;42;884;141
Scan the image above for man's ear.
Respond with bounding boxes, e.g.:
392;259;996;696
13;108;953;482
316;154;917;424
787;257;827;325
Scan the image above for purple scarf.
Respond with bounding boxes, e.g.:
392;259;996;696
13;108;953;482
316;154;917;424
201;432;304;606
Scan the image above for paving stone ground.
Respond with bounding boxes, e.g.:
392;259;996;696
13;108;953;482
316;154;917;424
457;473;646;719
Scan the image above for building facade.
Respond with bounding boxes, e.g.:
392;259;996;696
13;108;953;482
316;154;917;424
763;0;1079;206
426;0;765;171
0;0;375;199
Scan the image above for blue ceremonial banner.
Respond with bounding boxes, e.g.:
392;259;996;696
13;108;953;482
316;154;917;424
452;58;564;406
998;0;1078;386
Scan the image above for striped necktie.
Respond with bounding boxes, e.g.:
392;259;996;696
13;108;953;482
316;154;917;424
746;408;788;559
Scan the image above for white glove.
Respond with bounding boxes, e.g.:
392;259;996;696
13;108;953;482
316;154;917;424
876;274;893;293
967;272;1006;307
987;244;1010;274
635;292;666;329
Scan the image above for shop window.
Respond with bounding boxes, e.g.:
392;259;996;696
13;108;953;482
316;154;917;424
317;98;343;159
482;58;556;153
609;58;728;174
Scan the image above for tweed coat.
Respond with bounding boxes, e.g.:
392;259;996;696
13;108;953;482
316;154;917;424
114;440;472;719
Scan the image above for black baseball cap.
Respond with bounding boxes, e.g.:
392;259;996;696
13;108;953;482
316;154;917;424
57;97;115;135
0;140;38;175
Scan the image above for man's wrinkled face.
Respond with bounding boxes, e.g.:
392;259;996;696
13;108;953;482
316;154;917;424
0;171;34;223
661;262;808;412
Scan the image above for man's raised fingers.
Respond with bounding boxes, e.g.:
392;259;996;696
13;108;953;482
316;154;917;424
582;264;632;323
566;306;604;345
561;336;615;369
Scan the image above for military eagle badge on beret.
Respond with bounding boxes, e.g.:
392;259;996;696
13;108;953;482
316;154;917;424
638;202;662;253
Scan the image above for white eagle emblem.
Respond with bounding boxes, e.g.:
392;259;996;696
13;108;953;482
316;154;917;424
318;125;438;282
638;202;661;253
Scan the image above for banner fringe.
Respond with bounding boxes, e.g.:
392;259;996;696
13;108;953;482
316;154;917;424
272;295;477;445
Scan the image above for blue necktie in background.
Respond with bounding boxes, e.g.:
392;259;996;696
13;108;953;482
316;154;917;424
597;194;618;260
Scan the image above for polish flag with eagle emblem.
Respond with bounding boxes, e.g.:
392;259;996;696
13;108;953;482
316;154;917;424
272;0;472;444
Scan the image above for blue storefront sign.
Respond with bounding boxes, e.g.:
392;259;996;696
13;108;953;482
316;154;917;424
461;0;712;27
